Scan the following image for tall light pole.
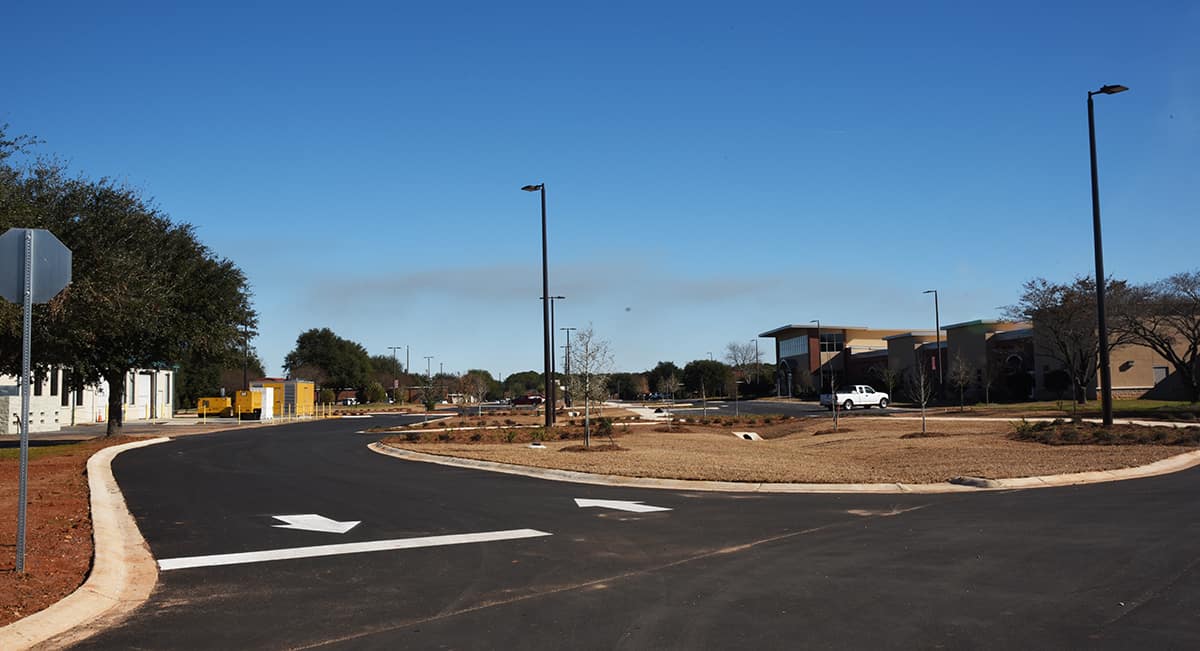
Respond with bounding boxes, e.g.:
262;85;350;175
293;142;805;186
561;326;576;409
522;183;553;427
423;355;434;420
923;290;942;397
242;324;250;391
810;320;822;396
707;352;713;361
387;345;402;398
561;326;576;374
541;295;565;423
1089;83;1127;427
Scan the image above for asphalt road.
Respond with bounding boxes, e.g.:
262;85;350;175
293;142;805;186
74;415;1200;649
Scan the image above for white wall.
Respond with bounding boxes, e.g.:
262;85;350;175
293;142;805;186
0;368;174;434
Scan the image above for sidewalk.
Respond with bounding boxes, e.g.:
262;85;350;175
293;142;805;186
0;416;281;445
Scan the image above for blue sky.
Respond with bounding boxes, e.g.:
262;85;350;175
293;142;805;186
3;1;1197;378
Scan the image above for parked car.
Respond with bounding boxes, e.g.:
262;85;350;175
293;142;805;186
819;385;890;410
512;394;544;406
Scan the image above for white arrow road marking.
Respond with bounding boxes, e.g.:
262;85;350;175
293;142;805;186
574;498;672;513
271;514;361;534
157;528;552;571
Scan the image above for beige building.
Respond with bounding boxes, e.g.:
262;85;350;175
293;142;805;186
761;316;1188;402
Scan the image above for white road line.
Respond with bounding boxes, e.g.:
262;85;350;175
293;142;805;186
157;528;552;571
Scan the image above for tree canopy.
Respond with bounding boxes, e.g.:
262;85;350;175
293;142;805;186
0;126;257;434
282;328;372;390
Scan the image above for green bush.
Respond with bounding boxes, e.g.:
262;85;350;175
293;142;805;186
504;430;518;443
597;417;614;438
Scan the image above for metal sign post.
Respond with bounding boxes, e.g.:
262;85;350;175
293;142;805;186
0;228;72;573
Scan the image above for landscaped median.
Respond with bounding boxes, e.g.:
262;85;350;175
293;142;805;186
374;415;1200;486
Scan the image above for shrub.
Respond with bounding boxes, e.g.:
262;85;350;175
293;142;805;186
504;430;518;443
531;428;546;442
404;431;422;442
469;433;482;442
597;417;614;438
437;433;451;442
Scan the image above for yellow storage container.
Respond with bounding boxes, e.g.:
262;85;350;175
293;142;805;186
249;379;316;417
197;397;232;417
233;390;263;418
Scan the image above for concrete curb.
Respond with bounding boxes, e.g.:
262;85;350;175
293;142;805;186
368;442;1200;494
0;437;168;650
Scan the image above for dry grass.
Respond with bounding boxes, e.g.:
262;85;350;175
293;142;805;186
385;417;1192;484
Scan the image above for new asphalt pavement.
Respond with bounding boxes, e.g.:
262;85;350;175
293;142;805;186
73;414;1200;649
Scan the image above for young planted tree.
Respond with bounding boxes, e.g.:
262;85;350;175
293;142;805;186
905;362;936;434
565;326;613;447
947;352;973;412
870;365;900;402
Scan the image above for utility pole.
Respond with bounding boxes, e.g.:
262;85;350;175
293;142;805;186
387;345;402;399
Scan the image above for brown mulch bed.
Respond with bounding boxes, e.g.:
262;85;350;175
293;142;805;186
0;436;136;627
560;444;626;453
1009;419;1200;446
383;417;1194;485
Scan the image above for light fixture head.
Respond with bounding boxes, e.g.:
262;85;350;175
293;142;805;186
1097;84;1129;95
923;289;936;294
521;184;543;192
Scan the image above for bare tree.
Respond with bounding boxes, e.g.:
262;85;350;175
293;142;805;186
725;341;756;379
1114;271;1200;402
1007;277;1133;404
462;370;490;416
870;365;900;401
566;326;613;447
947;352;973;412
657;373;682;431
905;362;935;434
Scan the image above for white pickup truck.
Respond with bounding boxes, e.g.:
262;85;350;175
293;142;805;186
819;385;890;410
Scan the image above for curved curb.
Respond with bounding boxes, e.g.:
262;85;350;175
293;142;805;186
368;442;1200;494
0;437;168;650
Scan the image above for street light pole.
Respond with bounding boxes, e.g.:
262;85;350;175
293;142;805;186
541;295;565;424
387;345;402;399
810;319;822;396
1088;83;1127;428
561;326;576;374
522;183;553;427
923;290;942;397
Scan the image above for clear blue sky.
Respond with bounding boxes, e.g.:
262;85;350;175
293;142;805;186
3;1;1197;378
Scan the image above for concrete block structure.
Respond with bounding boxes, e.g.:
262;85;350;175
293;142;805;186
0;367;175;434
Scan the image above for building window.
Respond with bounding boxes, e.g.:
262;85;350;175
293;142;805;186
76;387;84;406
1153;366;1168;385
779;336;809;358
819;333;845;353
34;377;42;396
50;369;59;396
60;372;70;407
